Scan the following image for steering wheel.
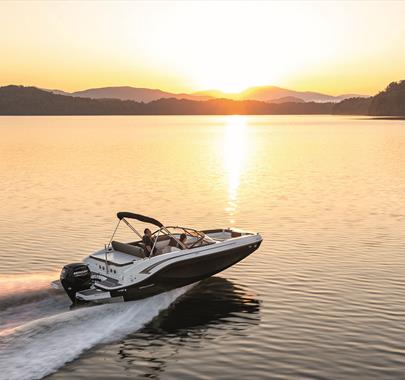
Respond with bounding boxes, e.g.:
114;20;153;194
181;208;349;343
189;235;205;248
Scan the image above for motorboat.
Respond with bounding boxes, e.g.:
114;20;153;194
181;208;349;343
60;212;262;306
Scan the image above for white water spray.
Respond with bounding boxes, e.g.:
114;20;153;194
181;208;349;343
0;274;194;380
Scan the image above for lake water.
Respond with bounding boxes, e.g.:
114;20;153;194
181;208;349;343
1;115;405;380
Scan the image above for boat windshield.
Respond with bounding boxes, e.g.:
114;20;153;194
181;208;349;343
152;226;216;247
107;212;216;252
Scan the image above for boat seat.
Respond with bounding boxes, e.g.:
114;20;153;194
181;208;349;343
111;240;145;258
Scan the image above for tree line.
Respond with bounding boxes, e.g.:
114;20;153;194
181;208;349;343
0;82;404;116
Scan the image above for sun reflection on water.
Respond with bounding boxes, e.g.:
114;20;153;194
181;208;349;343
223;116;248;224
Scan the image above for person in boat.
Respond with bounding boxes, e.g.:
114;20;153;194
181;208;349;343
142;228;155;257
179;233;189;249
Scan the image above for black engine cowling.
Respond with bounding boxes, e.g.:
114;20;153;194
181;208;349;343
60;263;92;304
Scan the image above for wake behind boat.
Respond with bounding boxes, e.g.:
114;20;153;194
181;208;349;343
60;212;262;306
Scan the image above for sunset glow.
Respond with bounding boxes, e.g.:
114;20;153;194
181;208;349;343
1;1;405;95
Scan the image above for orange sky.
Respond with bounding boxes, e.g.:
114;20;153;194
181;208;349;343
1;1;405;95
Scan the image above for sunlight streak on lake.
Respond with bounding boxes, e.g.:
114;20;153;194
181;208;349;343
222;116;248;224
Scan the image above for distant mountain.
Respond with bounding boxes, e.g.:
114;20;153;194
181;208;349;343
0;85;334;115
44;85;366;104
3;82;402;116
271;96;305;104
47;86;212;103
195;86;366;103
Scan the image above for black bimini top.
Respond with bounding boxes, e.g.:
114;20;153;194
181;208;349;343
117;212;163;228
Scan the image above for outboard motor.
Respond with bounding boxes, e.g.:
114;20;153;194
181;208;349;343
60;263;92;304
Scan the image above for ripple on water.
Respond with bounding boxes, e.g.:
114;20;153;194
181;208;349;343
1;116;405;379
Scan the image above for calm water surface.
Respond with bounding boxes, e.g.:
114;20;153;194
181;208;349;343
0;115;405;379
